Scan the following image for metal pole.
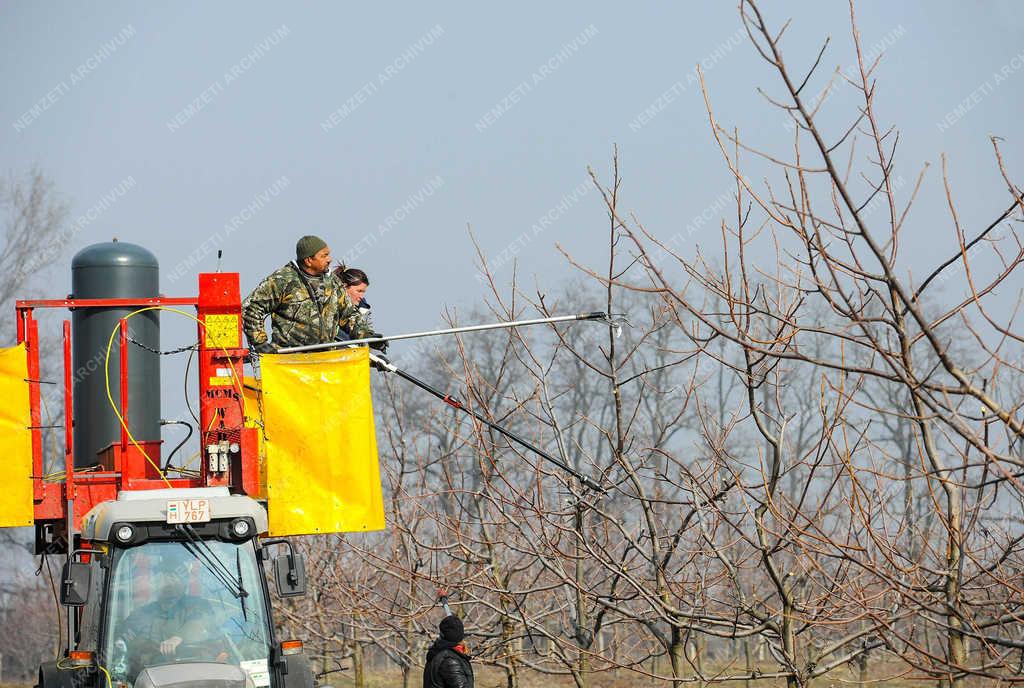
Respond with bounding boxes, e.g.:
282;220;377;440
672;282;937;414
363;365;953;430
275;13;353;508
62;320;76;656
277;311;615;354
369;353;604;492
66;498;74;655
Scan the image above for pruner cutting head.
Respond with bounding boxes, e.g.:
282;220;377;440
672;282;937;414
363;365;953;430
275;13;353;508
578;474;607;493
602;313;629;339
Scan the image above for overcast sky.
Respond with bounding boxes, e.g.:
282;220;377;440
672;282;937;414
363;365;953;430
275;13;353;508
4;1;1024;422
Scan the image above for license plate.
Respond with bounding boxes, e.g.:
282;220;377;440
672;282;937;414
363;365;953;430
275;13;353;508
240;659;271;687
166;499;211;524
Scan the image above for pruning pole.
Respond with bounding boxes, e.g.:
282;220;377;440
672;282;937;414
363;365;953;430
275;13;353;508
369;352;605;493
277;311;624;354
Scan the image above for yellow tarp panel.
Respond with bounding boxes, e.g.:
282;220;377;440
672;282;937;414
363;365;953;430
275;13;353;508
0;343;34;528
261;348;385;536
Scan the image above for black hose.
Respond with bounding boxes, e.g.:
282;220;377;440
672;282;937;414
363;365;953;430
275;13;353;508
184;346;200;424
161;419;194;470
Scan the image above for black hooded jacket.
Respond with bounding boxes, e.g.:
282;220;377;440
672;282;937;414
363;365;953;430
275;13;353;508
423;638;474;688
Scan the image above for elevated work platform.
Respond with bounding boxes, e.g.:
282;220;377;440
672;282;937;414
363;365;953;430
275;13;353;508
1;270;384;548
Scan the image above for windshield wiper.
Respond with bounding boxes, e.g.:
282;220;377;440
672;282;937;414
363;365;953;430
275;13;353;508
176;525;247;600
236;548;248;622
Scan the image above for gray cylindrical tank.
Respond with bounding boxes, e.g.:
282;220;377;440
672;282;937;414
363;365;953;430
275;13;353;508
71;241;160;468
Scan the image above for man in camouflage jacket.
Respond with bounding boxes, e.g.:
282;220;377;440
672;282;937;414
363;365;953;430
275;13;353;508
242;235;373;352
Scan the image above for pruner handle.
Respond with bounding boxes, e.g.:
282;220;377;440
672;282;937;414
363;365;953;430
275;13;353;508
436;587;452;616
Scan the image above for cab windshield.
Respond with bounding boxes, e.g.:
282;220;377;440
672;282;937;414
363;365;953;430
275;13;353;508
103;540;272;687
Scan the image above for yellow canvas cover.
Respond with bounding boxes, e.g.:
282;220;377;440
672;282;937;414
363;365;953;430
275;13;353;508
260;347;385;536
0;343;34;528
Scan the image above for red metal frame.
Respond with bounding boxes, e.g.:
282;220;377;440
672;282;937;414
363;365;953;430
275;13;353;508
24;310;44;503
63;321;73;504
16;297;198;309
17;281;257;531
195;273;259;496
119;319;129;454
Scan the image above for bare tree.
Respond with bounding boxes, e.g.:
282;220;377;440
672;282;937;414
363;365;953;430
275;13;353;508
0;168;70;682
578;1;1024;685
283;5;1024;687
0;168;70;333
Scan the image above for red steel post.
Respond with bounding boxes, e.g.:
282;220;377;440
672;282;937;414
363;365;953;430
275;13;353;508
63;320;74;496
24;309;43;500
119;318;129;453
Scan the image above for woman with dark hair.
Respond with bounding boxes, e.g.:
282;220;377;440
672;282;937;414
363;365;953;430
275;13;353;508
333;266;385;350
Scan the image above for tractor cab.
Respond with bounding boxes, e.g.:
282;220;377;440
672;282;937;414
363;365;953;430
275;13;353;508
45;488;311;688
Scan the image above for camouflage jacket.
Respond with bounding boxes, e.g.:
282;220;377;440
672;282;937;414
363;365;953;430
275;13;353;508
339;298;373;341
242;262;373;349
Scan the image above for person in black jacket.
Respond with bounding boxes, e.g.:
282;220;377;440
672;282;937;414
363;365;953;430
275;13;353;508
423;615;473;688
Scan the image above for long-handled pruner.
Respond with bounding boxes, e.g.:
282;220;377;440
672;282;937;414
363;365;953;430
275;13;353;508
437;587;452;617
369;352;605;493
278;311;629;354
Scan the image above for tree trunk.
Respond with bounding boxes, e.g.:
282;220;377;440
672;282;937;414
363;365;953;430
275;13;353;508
501;615;519;688
944;484;967;687
743;639;753;688
668;626;684;688
575;501;590;688
352;627;365;688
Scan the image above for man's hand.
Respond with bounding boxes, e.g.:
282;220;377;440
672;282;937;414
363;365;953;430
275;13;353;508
160;636;183;656
368;333;389;353
253;341;277;355
369;353;393;372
